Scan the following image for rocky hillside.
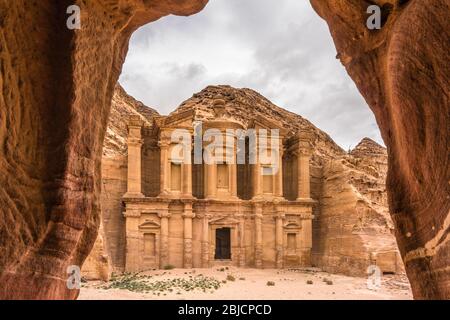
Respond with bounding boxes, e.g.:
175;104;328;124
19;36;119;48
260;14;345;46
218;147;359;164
83;84;159;279
103;84;159;157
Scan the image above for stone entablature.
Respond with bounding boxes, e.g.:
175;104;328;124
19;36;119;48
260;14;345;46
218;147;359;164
123;102;315;271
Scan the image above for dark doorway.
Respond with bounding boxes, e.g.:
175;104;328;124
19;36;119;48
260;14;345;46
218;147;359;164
215;228;231;260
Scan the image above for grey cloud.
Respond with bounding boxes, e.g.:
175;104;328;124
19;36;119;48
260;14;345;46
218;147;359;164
119;0;384;148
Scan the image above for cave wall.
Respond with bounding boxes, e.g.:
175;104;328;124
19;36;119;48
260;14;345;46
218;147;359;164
0;0;209;299
311;0;449;299
311;160;402;276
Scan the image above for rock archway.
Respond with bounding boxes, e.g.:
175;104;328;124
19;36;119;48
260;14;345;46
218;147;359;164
0;0;448;299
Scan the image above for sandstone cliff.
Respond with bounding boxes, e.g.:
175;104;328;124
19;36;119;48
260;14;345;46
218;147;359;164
103;84;158;157
83;84;159;278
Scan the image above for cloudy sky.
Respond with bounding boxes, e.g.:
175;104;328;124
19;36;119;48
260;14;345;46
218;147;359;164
119;0;383;150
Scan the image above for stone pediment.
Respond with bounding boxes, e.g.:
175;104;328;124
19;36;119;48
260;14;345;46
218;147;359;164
284;221;301;229
138;220;161;230
162;109;195;128
209;216;240;225
249;115;288;136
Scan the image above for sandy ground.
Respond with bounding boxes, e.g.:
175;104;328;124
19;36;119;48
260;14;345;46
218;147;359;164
79;267;412;300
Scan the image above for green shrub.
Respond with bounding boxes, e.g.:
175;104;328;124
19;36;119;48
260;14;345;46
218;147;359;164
163;264;175;270
226;275;236;281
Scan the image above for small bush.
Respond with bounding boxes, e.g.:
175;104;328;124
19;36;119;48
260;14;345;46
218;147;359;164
226;275;236;281
239;277;246;281
307;280;313;285
163;264;175;270
266;281;275;286
326;280;333;285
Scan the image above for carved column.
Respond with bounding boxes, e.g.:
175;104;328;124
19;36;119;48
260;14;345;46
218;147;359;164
182;162;193;198
238;214;246;267
254;204;263;268
181;133;193;198
123;209;141;272
275;211;285;269
252;162;262;199
205;163;217;199
201;214;211;268
158;210;171;268
228;132;238;199
183;203;195;268
230;162;238;199
274;140;284;198
302;218;313;266
159;141;170;197
125;116;144;198
297;130;313;200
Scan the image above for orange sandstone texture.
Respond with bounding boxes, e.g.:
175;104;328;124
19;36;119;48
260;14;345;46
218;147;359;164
310;0;450;299
0;0;448;299
0;0;208;300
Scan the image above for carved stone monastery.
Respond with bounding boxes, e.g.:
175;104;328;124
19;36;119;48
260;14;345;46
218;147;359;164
123;100;315;271
82;85;403;279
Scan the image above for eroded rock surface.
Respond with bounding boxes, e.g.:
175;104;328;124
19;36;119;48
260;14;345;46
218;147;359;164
311;0;449;299
0;0;448;299
82;84;158;279
0;0;207;300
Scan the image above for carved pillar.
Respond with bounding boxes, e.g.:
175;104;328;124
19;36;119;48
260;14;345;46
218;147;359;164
201;214;211;268
125;116;144;198
205;163;217;199
274;140;284;198
252;162;262;199
124;209;141;272
228;132;238;199
297;130;313;200
182;162;193;198
275;211;285;269
183;203;195;268
230;161;238;198
297;151;311;199
158;210;171;268
254;204;263;268
238;214;246;267
181;133;193;198
302;218;313;266
159;141;170;197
